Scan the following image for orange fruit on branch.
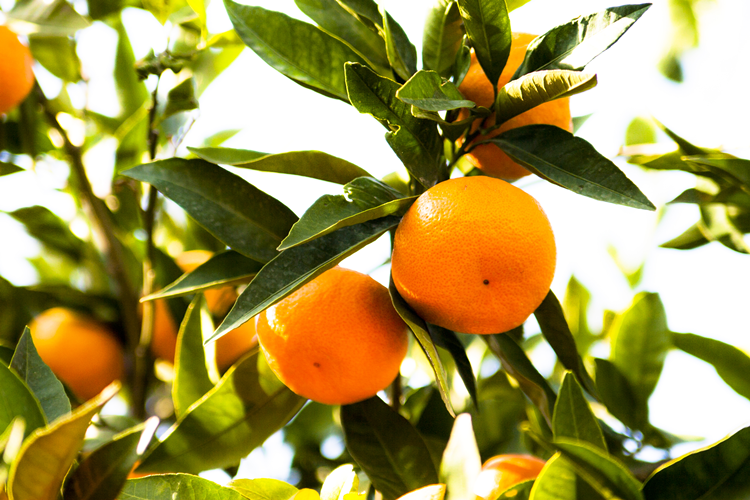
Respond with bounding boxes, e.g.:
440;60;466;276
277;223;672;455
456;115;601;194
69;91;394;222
473;454;546;500
457;32;573;181
0;25;35;114
391;176;556;334
175;250;238;316
256;266;409;405
29;307;125;401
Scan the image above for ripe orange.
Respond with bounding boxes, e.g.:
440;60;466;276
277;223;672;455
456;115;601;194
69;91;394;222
473;454;546;500
256;266;409;405
215;318;257;372
391;176;556;334
29;307;125;401
150;299;178;363
457;33;573;181
0;25;34;115
175;250;238;316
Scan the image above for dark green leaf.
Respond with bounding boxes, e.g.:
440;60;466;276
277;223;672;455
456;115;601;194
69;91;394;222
345;62;443;188
341;396;439;500
8;0;90;36
173;296;215;417
28;35;81;81
534;290;597;399
642;426;750;500
138;353;305;474
0;162;24;177
335;0;383;31
122;158;298;263
439;414;482;500
672;332;750;402
389;281;454;417
224;0;365;102
0;346;13;366
119;474;247;499
491;125;655;210
594;358;644;430
163;77;199;118
397;70;475;111
383;10;417;80
655;119;709;156
453;39;471;87
8;206;87;262
683;155;750;190
529;453;576;500
144;250;261;301
553;372;606;451
422;0;464;79
188;147;372;185
0;360;47;439
213;216;400;340
456;0;511;88
428;325;478;409
484;333;556;425
660;222;710;250
498;480;533;500
227;478;299;500
10;328;70;423
513;4;651;79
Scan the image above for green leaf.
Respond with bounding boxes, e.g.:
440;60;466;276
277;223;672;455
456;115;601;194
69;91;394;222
142;0;189;24
439;414;482;500
7;0;90;36
534;290;597;399
144;250;262;301
529;453;576;500
0;418;26;466
8;206;87;262
63;419;157;500
484;333;557;425
188;147;372;185
383;9;417;81
672;332;750;402
498;480;533;500
553;372;606;451
138;353;305;474
28;35;81;81
0;360;46;440
494;71;597;125
593;358;643;430
610;292;669;406
427;325;478;409
341;396;439;500
120;474;248;499
335;0;383;31
422;0;464;78
491;125;656;211
456;0;511;89
397;70;475;112
389;281;454;417
122;158;298;263
227;478;299;500
554;439;643;500
173;296;216;418
0;162;24;177
698;203;750;253
345;63;443;188
224;0;365;102
660;222;710;251
213;216;400;341
163;77;199;118
642;426;750;500
294;0;390;73
507;0;533;11
7;383;119;500
320;464;359;500
683;155;750;190
513;4;652;79
10;328;71;423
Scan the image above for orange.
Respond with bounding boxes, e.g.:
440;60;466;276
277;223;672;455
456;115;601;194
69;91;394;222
256;266;409;405
391;176;556;334
150;299;178;363
29;307;125;401
457;33;573;181
473;454;546;500
175;250;238;316
0;25;34;114
215;318;257;372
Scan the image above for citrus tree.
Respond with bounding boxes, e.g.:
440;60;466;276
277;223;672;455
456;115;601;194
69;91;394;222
0;0;749;499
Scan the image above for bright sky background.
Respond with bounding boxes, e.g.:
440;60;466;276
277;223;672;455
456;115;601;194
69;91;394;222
1;0;749;470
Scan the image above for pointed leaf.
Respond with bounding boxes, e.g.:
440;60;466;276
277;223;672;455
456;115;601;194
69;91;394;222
7;0;90;36
320;464;359;500
341;396;439;500
439;414;481;500
163;77;199;118
491;125;655;210
213;216;400;341
227;478;299;500
593;358;644;430
0;360;46;439
224;0;365;102
682;155;750;189
10;328;70;423
422;0;463;78
335;0;382;31
8;206;87;262
428;325;478;409
529;453;576;500
553;372;606;451
699;203;750;253
7;383;119;500
397;70;475;112
0;163;24;177
345;62;443;188
672;332;750;402
122;158;298;263
138;353;305;474
456;0;511;88
660;222;709;250
513;4;652;79
383;9;417;80
119;474;247;499
498;480;533;500
188;148;372;185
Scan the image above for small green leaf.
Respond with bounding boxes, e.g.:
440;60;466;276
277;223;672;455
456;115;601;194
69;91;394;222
422;0;464;79
594;358;644;430
227;478;299;500
188;147;372;185
427;325;478;409
0;162;24;177
553;372;606;451
8;206;87;262
341;396;439;500
642;426;750;500
383;9;417;80
122;158;298;263
138;353;305;474
28;35;81;81
7;383;119;500
513;4;652;79
345;63;443;188
120;474;248;499
683;155;750;190
491;125;656;211
456;0;511;89
699;203;750;253
660;222;710;251
10;328;71;423
224;0;365;102
8;0;90;36
397;70;475;112
529;453;576;500
0;360;46;440
498;480;533;500
439;414;481;500
163;77;199;118
213;216;400;341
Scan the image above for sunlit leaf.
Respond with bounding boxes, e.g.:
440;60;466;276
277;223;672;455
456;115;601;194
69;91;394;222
660;222;710;250
28;35;81;81
227;478;299;500
320;464;359;500
439;414;481;500
456;0;511;88
120;473;247;499
397;70;475;112
422;0;463;78
7;0;90;36
552;372;606;451
397;484;446;500
163;77;199;118
173;297;215;417
8;206;87;263
529;453;575;500
699;203;750;253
